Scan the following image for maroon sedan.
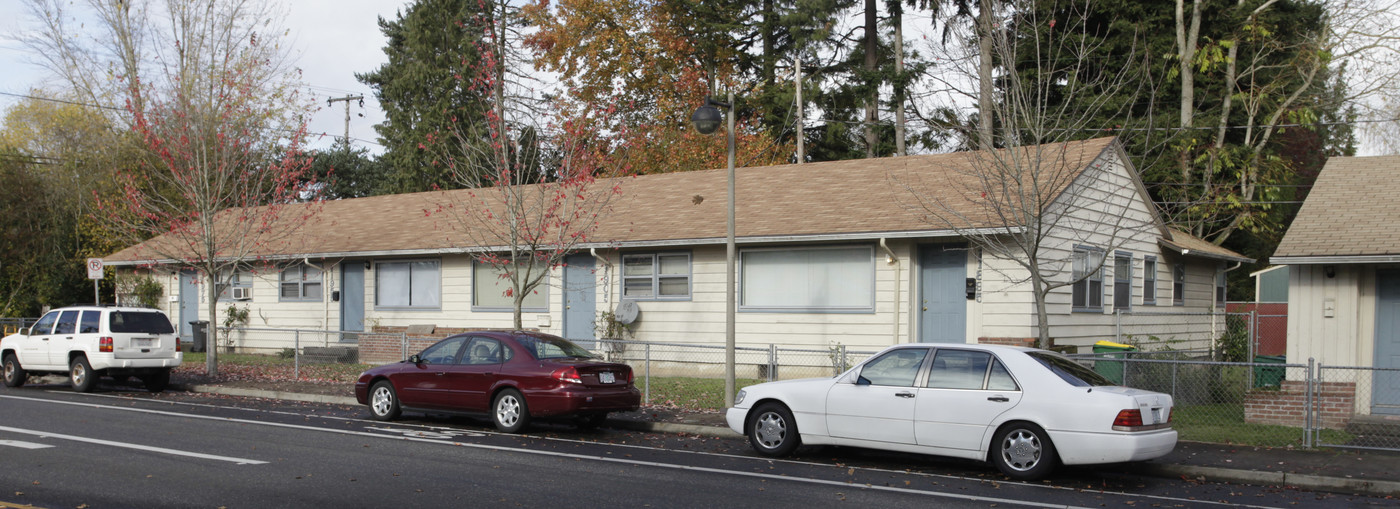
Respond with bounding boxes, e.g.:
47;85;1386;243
354;330;641;432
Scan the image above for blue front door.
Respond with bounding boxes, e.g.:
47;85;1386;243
1374;270;1400;415
919;245;967;343
563;254;597;348
341;263;365;332
178;270;198;343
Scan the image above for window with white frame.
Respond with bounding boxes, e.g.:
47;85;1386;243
1173;263;1186;306
377;260;441;309
219;268;253;301
473;260;546;310
1143;256;1158;305
740;246;874;312
279;265;322;301
1072;246;1104;311
1113;252;1132;310
622;253;691;300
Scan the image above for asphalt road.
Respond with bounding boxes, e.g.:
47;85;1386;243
1;385;1393;508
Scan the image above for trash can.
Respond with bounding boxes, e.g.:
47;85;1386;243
1253;355;1286;388
189;320;209;353
1093;340;1136;385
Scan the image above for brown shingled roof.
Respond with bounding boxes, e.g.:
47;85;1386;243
1274;155;1400;259
106;137;1120;264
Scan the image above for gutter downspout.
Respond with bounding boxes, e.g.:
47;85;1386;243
590;248;614;305
1214;261;1244;351
880;239;901;345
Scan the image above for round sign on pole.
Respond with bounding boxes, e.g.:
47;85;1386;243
86;258;105;280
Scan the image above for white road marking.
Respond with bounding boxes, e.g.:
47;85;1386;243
0;425;267;465
0;440;53;450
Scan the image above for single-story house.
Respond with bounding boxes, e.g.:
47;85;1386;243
104;137;1248;364
1272;154;1400;417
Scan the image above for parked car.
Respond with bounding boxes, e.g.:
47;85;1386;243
726;343;1176;480
1;305;182;392
355;330;641;432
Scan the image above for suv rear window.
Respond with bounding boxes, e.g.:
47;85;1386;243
109;311;175;334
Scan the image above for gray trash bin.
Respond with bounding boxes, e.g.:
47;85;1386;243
189;320;209;353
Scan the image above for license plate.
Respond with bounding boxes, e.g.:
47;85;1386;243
599;372;615;384
134;338;154;348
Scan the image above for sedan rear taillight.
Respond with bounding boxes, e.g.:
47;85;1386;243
553;367;582;385
626;368;634;385
1112;408;1172;432
99;337;113;353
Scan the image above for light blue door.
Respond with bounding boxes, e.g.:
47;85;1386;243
563;254;597;348
178;270;198;343
341;263;365;332
1374;270;1400;415
919;245;967;343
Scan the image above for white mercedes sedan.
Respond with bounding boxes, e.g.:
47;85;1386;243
726;343;1176;480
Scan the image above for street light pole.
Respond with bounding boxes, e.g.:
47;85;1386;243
724;91;736;408
690;93;737;407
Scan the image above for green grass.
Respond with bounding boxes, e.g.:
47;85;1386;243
639;376;766;410
1173;403;1353;447
177;352;371;383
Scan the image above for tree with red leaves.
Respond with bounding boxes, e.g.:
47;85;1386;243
431;0;635;330
88;1;320;377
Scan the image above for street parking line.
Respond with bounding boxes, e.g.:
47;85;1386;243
0;425;267;465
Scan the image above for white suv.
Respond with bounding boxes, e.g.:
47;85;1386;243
1;305;183;392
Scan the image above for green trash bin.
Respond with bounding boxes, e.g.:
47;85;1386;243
1253;355;1286;388
1093;340;1136;385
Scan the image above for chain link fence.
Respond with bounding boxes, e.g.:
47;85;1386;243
180;327;399;382
1315;365;1400;451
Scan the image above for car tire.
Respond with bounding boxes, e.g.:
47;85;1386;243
141;369;171;393
2;354;26;388
747;402;800;457
69;355;97;393
368;381;401;421
991;422;1058;481
576;412;608;430
492;388;530;433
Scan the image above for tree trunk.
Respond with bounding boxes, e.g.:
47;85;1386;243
203;267;220;378
864;0;878;158
978;0;996;151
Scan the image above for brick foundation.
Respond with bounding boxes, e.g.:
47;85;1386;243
1243;380;1356;430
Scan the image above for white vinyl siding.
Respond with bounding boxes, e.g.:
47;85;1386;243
740;246;874;312
377;260;441;309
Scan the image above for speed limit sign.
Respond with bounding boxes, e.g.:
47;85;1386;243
86;258;105;280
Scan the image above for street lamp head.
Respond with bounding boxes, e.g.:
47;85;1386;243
691;104;723;135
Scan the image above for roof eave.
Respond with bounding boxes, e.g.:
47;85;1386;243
1271;254;1400;265
1157;238;1255;264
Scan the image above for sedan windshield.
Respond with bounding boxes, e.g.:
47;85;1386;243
1027;352;1116;387
516;335;596;360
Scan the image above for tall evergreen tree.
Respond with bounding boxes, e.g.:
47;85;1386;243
357;0;494;193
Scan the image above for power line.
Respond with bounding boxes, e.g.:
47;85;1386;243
0;91;125;111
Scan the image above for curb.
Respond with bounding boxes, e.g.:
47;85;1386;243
173;385;1398;497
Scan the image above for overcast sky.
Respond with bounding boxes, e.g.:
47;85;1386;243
0;0;414;155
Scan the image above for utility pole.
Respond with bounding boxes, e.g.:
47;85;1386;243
326;95;364;142
795;58;804;164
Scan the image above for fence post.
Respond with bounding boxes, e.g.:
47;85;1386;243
644;343;651;406
401;332;408;360
839;344;848;373
1306;357;1315;448
768;344;777;382
294;330;300;380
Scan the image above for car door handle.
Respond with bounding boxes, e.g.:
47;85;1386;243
895;392;916;399
987;396;1010;402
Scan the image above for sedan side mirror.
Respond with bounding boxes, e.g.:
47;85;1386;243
408;354;422;364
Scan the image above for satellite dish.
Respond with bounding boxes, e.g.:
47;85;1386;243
614;301;640;325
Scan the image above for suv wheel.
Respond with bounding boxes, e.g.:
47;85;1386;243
70;355;97;393
2;354;26;388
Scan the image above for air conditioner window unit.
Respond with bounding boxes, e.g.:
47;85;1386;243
231;287;250;300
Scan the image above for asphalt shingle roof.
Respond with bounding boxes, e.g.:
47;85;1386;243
1274;155;1400;259
106;137;1121;263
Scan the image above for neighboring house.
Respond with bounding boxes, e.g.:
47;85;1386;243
1226;266;1289;356
1272;155;1400;417
105;137;1247;364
